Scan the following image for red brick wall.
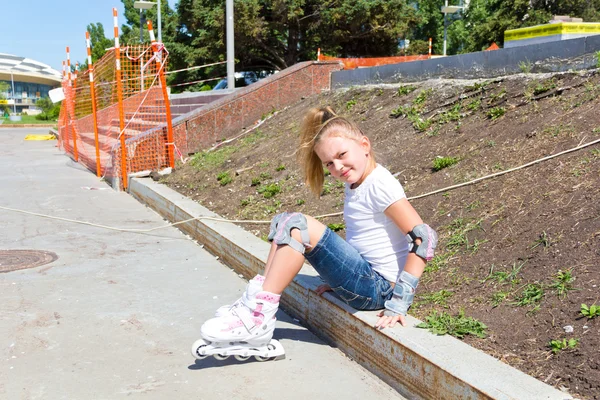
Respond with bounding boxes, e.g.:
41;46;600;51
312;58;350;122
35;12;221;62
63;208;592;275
173;61;342;155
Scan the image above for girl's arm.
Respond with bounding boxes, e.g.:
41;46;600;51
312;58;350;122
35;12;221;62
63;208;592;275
376;198;437;329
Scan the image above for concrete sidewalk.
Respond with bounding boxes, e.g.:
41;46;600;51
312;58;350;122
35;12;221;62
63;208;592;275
0;127;403;400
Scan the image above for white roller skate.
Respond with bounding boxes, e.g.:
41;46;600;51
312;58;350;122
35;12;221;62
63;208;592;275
192;290;285;362
214;274;264;317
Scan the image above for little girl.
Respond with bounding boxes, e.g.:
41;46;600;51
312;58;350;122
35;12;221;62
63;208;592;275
194;106;437;360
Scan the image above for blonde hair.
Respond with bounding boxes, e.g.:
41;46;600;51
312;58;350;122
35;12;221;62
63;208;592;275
298;106;376;196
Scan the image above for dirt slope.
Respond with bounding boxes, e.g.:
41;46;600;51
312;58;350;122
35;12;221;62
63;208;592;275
163;70;600;399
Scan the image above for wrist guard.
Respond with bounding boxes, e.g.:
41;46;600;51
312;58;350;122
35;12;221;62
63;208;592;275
383;270;419;316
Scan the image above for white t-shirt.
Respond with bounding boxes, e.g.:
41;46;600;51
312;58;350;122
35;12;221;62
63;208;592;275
344;164;409;283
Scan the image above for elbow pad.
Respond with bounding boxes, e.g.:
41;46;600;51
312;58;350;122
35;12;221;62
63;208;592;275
406;223;438;261
383;270;419;316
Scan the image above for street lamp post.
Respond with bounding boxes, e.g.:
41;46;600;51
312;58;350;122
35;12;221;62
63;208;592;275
133;1;158;42
441;1;463;56
226;0;234;90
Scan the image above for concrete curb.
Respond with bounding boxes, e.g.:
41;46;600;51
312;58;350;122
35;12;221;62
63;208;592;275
129;177;572;400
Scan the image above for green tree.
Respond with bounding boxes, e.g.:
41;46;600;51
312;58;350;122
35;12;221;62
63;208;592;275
0;81;9;115
35;97;60;121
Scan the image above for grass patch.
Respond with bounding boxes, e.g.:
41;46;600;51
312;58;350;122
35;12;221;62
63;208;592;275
480;262;524;286
513;282;544;307
216;171;232;186
397;85;417;96
444;218;483;251
424;252;454;274
519;60;532;73
327;223;345;232
549;269;576;297
417;310;487;339
417;290;454;307
189;146;236;169
432;156;459;171
487;106;505;120
257;183;281;198
346;99;357;110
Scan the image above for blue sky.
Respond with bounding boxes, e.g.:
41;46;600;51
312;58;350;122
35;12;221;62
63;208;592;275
0;0;177;72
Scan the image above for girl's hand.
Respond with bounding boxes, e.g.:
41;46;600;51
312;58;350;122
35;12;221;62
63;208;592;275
315;283;332;295
375;311;406;329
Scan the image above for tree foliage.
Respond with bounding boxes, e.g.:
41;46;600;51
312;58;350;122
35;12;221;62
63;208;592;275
81;0;598;93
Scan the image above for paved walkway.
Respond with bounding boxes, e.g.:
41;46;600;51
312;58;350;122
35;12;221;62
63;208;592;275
0;127;403;400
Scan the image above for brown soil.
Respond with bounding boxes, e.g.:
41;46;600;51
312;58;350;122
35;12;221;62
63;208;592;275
162;70;600;399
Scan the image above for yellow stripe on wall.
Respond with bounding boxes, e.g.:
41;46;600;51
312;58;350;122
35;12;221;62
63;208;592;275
505;22;600;42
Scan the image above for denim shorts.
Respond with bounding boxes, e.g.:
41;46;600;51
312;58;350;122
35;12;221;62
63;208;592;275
304;227;394;310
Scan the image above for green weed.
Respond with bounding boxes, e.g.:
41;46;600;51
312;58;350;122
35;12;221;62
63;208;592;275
467;98;481;111
596;50;600;69
418;290;454;307
432;156;459;171
240;196;254;207
513;283;544;307
480;262;524;286
581;303;600;319
397;85;417;96
251;177;261;186
424;252;455;274
445;218;483;251
439;104;462;124
413;89;433;106
549;338;579;354
346;99;357;110
531;231;552;249
257;183;281;198
240;129;266;146
490;291;510;307
416;310;487;339
275;164;286;171
296;199;305;206
519;60;532;73
327;223;345;232
189;146;236;169
487;107;505;120
217;171;232;186
259;172;272;180
549;269;576;297
413;117;433;132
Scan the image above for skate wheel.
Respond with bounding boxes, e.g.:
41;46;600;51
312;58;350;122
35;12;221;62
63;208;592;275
214;353;229;360
192;341;209;360
234;355;251;361
254;355;273;362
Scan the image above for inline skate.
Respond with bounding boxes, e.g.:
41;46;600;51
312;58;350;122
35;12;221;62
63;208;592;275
192;290;285;362
214;274;264;317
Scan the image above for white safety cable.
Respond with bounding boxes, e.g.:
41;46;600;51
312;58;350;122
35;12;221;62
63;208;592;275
2;137;599;233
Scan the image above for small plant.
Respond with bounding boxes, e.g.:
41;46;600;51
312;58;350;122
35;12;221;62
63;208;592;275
481;262;524;286
581;303;600;319
416;310;487;339
259;172;272;180
275;164;286;171
549;338;579;354
413;89;433;106
257;183;281;198
513;283;544;306
397;85;417;96
531;231;552;249
549;269;576;297
321;182;333;195
418;290;454;307
327;223;345;232
487;107;505;120
467;98;481;111
240;196;254;207
432;156;459;171
251;177;261;186
346;99;357;110
216;171;232;186
519;60;532;73
413;117;433;132
296;199;305;206
490;291;510;307
485;139;496;147
439;104;462;124
390;105;419;119
424;252;454;274
596;50;600;69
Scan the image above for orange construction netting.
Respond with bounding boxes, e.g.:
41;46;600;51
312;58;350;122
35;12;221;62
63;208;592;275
318;53;431;69
58;43;173;190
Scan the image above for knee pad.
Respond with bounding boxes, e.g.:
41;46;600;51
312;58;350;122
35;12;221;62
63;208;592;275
268;212;311;254
406;223;438;261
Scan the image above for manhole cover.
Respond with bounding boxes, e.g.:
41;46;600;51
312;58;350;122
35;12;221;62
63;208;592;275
0;250;58;273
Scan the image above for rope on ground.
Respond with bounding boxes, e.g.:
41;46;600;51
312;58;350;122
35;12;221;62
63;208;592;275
1;136;599;233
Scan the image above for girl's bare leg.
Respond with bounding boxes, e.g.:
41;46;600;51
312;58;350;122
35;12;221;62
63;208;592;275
262;215;326;294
